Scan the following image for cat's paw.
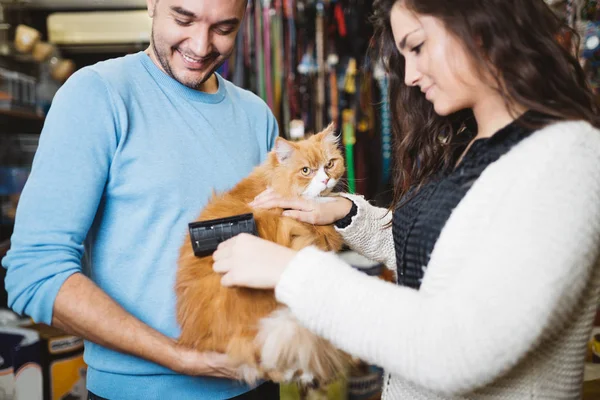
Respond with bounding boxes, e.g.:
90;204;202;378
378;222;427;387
237;364;261;385
269;369;318;387
263;369;292;383
283;369;297;382
299;372;316;385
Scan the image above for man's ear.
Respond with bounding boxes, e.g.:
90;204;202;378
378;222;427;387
274;137;296;163
147;0;157;18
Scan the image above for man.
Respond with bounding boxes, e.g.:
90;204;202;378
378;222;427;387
2;0;279;399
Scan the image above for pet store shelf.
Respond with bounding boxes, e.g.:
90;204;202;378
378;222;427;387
57;42;148;55
0;108;43;120
20;0;147;9
0;108;45;135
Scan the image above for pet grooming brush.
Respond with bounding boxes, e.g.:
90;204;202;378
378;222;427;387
188;213;259;258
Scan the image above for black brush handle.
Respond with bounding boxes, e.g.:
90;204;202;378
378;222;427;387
188;213;258;258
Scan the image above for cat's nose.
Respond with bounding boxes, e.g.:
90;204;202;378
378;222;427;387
322;177;329;184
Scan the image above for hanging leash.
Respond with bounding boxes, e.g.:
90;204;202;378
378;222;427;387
328;54;339;127
263;0;274;111
255;0;266;101
244;0;254;90
342;58;358;193
272;0;284;124
328;1;347;136
285;0;299;122
280;0;294;138
566;0;576;28
244;0;252;67
374;61;392;184
342;108;357;194
353;64;373;195
315;0;326;132
333;1;347;37
232;26;245;87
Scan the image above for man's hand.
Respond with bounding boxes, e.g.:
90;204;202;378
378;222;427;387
171;345;242;379
52;273;244;381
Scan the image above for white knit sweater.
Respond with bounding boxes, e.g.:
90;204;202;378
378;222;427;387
275;121;600;399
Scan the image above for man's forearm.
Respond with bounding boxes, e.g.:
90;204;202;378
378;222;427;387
52;273;180;371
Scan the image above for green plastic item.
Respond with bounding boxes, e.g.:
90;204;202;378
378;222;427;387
280;378;347;400
342;109;356;194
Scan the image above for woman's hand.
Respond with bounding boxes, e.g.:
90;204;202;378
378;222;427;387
249;188;353;225
213;233;297;289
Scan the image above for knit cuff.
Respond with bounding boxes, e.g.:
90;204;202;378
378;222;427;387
333;193;373;234
334;200;358;229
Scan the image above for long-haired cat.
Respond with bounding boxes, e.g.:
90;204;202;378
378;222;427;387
176;123;350;386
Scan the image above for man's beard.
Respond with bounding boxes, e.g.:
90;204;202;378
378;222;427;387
151;29;229;90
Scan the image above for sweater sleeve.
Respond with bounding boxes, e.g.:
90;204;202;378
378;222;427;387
275;125;600;395
266;108;279;151
334;193;395;269
2;68;121;325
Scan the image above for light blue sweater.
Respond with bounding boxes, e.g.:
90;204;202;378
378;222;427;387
2;52;278;399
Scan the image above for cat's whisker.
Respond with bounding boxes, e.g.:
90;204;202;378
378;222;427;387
333;180;351;192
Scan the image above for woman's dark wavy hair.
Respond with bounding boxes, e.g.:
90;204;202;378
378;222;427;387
371;0;600;208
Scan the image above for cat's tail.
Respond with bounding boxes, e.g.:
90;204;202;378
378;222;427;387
254;307;351;385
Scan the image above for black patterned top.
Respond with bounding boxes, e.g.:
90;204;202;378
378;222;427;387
392;114;540;288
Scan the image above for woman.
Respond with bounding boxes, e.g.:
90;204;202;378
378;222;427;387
213;0;600;398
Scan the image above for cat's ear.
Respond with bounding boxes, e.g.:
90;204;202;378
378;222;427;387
274;137;296;163
319;122;340;145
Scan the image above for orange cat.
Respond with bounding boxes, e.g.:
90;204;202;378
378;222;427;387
176;123;350;386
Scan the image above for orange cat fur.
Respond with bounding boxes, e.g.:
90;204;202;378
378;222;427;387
176;123;350;385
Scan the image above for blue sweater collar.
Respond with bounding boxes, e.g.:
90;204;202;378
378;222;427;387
137;51;226;104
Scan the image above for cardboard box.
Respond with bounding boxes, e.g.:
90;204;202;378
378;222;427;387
24;324;87;400
0;326;43;400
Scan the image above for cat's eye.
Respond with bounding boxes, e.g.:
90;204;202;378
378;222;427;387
325;159;335;169
301;167;311;176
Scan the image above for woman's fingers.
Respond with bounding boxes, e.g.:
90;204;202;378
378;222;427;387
251;187;274;202
282;210;317;224
251;196;315;212
250;191;284;207
212;237;236;273
212;233;294;289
